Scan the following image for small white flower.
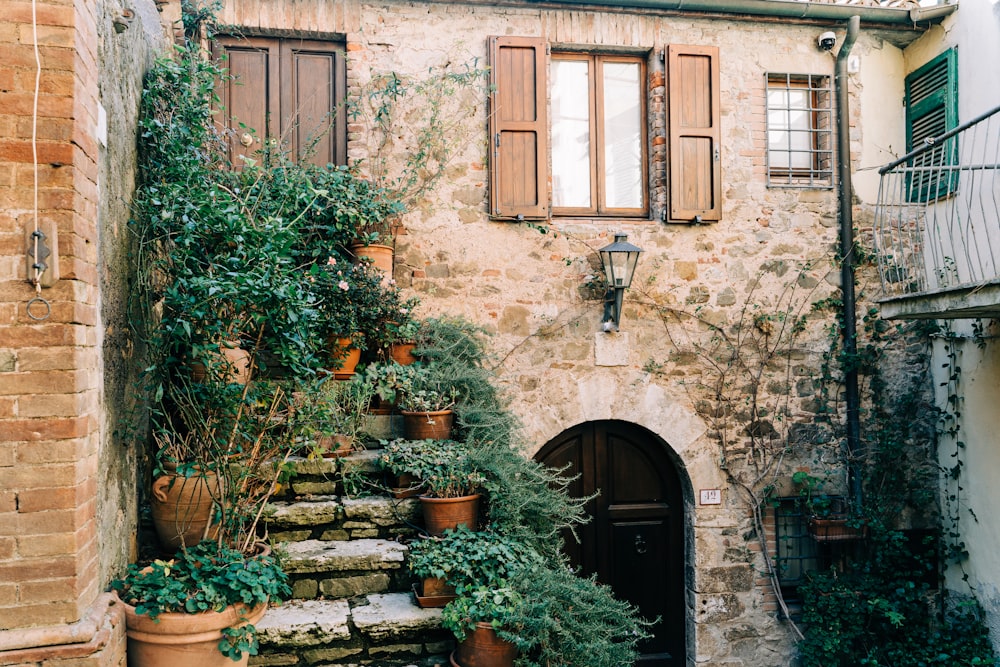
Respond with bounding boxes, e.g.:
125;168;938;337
338;281;350;291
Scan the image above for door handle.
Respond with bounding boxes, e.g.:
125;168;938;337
634;533;648;555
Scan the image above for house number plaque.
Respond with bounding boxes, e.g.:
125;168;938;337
699;489;722;505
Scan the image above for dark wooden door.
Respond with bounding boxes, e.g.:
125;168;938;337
536;420;685;666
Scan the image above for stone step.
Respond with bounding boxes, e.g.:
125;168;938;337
266;494;422;543
254;594;453;667
278;449;388;498
281;538;413;600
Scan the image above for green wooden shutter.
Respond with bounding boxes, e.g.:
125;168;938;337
905;49;958;202
488;36;549;220
667;44;721;223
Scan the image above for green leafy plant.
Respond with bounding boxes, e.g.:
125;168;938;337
296;376;375;447
361;360;418;405
379;438;484;498
407;526;541;593
111;540;291;660
441;585;529;647
396;363;459;412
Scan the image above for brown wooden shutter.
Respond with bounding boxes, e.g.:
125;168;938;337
488;36;549;220
280;40;347;167
667;44;721;223
214;36;279;166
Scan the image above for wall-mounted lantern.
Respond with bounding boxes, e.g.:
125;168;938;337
598;233;642;332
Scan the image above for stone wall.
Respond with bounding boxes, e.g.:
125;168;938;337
0;0;169;663
214;1;924;663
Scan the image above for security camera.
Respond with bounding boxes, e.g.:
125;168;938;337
818;31;837;51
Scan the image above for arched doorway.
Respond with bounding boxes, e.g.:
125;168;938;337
535;420;685;666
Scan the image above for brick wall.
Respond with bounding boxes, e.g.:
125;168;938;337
0;0;170;662
0;0;102;632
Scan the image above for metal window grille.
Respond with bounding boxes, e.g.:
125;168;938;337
773;499;822;599
766;73;834;188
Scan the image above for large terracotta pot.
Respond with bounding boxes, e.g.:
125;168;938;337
150;469;220;552
402;409;454;440
119;595;266;667
420;493;480;536
451;622;518;667
349;242;394;285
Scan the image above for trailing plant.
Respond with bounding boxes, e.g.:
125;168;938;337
503;561;654;667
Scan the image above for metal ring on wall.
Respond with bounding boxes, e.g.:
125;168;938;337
26;296;51;321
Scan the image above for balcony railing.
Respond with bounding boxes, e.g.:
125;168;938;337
874;103;1000;319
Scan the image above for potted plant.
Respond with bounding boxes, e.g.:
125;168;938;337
379;438;484;535
397;364;459;440
407;527;540;608
361;360;418;414
111;540;290;666
792;471;866;542
297;376;375;458
383;314;422;366
442;586;527;667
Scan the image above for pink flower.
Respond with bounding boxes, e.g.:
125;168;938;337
327;257;337;266
338;281;350;291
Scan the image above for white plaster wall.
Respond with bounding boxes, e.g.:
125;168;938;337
855;37;905;204
914;0;1000;650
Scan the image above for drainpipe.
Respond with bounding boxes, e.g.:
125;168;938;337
836;15;862;513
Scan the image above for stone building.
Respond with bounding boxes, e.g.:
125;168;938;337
5;1;994;666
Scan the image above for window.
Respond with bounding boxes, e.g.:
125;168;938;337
551;54;646;216
905;49;958;202
487;37;720;223
766;74;833;188
213;35;347;167
773;499;823;600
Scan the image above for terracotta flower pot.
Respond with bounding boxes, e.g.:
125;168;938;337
451;622;518;667
420;493;480;536
187;340;251;385
413;577;457;608
150;469;220;552
389;342;418;366
402;409;454;440
327;336;362;378
317;434;355;459
349;242;394;285
391;472;422;499
118;595;267;667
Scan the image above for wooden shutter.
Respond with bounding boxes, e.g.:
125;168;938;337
905;49;957;201
667;44;721;223
214;36;279;166
281;40;347;167
488;36;549;220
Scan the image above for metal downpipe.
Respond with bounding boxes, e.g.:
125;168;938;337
836;15;862;512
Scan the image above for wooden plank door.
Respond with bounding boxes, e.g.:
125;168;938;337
536;420;685;666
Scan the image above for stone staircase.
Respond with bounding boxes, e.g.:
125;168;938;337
253;443;456;667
